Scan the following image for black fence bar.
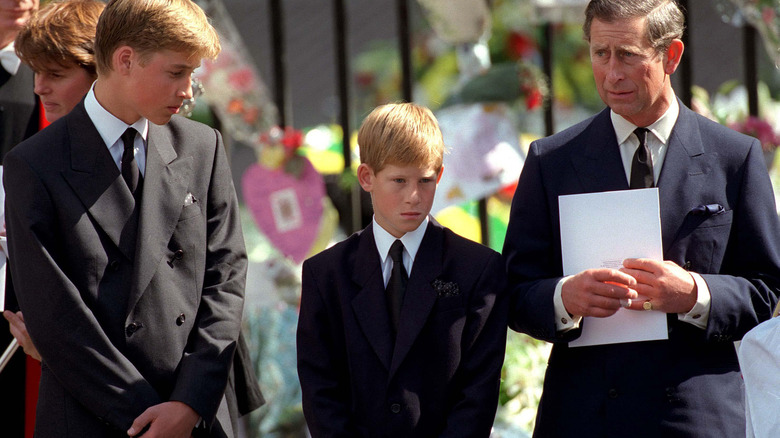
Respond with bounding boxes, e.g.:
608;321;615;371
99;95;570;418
269;0;289;126
542;22;554;137
396;0;413;102
678;0;692;108
743;25;759;116
333;0;362;233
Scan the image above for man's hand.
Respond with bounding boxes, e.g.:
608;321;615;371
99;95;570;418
3;311;41;361
127;401;199;438
561;268;638;318
620;258;697;313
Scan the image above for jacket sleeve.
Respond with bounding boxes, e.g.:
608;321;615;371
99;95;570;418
502;141;581;343
3;149;162;431
701;139;780;340
168;129;247;426
439;250;509;438
297;259;358;438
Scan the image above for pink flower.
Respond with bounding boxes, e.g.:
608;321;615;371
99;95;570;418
729;116;780;151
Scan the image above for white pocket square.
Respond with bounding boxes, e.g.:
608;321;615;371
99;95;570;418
183;192;197;206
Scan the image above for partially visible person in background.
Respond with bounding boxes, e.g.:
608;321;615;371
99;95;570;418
0;1;39;436
738;302;780;437
14;0;103;123
3;0;105;368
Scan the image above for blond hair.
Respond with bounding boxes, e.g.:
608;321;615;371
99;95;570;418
15;0;105;77
94;0;221;76
358;103;445;173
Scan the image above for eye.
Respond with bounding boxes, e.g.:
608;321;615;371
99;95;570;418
393;178;406;184
420;178;434;184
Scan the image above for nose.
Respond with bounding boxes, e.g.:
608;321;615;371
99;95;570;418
407;183;421;204
606;56;624;82
178;78;193;99
33;74;50;96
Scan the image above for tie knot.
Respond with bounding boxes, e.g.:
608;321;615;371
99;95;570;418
121;128;137;152
634;127;648;145
389;240;404;263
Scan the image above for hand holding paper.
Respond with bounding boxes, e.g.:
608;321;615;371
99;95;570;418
620;258;698;314
561;269;638;318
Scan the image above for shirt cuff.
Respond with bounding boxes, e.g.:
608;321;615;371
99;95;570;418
554;276;582;331
677;272;710;329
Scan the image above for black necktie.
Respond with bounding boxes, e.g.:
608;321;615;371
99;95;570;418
630;127;654;189
386;239;408;333
121;128;141;196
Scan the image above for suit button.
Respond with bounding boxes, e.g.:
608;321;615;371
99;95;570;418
176;313;186;326
390;403;401;414
126;322;142;337
173;249;184;260
683;261;692;270
608;389;618;399
109;260;120;271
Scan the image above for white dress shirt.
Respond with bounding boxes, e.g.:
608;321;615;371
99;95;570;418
84;83;148;177
554;98;711;332
0;42;21;75
373;216;428;288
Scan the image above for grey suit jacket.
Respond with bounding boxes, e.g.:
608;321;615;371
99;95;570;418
4;101;247;437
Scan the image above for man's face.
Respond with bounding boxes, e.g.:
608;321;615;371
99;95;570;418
358;162;442;238
0;0;38;33
589;17;678;127
34;62;95;122
121;49;199;126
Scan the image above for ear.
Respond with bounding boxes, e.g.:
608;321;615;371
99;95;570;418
357;163;374;192
663;39;684;75
113;46;135;75
435;165;444;184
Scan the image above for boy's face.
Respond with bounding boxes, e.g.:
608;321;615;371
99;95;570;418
358;162;442;238
120;48;199;125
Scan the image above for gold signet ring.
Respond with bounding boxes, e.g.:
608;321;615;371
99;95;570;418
643;300;653;311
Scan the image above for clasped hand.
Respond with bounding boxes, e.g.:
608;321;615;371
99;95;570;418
561;258;697;318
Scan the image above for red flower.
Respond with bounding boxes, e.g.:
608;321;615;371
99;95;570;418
281;127;303;150
507;31;536;60
525;88;543;110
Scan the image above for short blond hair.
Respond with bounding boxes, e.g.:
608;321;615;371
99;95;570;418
15;0;105;77
358;103;445;173
94;0;221;76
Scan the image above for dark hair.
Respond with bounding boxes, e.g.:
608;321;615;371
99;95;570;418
583;0;685;53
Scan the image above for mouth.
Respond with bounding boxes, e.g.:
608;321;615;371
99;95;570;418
168;105;181;114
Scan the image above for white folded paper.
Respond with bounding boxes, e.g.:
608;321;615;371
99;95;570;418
559;188;668;347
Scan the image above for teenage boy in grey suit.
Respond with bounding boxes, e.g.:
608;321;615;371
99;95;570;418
4;1;246;436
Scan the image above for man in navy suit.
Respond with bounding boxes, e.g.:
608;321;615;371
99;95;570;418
297;103;508;437
503;0;780;436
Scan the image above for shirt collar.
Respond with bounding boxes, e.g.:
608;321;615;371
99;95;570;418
0;42;21;75
84;82;149;149
373;216;429;265
610;97;680;146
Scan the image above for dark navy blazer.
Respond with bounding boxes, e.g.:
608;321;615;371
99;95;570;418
298;220;509;438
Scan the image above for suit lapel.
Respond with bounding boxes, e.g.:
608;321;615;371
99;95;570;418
351;223;395;371
657;102;707;253
389;220;443;379
128;123;192;311
569;109;629;193
61;102;138;261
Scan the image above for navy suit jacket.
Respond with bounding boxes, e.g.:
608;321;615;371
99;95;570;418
4;101;246;437
503;102;780;437
297;220;508;438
